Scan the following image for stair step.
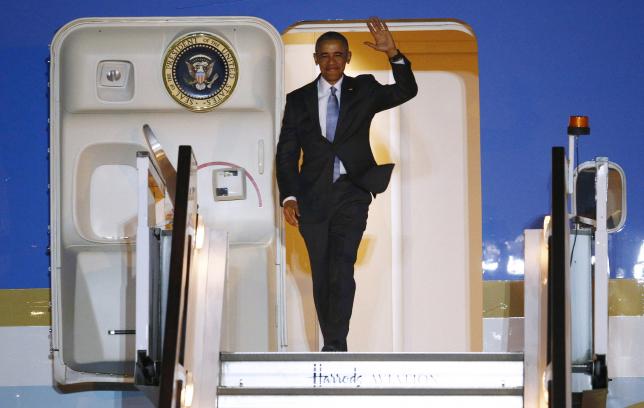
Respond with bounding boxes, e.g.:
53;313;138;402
220;352;523;390
218;387;523;396
221;352;524;362
217;387;523;408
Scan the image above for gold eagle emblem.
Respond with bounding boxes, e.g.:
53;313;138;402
185;54;219;91
162;32;238;112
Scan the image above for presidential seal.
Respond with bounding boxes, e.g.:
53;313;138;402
163;32;238;112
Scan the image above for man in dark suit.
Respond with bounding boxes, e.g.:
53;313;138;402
276;17;417;351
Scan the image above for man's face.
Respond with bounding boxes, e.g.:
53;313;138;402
314;40;351;84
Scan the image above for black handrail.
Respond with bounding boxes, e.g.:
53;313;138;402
159;146;198;408
548;146;571;407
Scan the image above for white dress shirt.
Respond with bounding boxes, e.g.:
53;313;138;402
283;58;405;205
317;75;348;176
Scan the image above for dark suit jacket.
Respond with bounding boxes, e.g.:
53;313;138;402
276;55;418;220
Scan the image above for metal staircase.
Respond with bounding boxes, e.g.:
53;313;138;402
216;352;524;407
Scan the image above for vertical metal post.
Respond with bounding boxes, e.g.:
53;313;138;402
549;146;572;408
594;158;609;356
568;135;575;195
389;86;403;351
524;229;548;408
136;153;151;354
276;245;288;351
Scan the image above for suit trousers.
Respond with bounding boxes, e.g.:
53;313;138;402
298;176;372;350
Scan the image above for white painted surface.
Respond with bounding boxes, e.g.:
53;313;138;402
189;230;229;408
0;327;53;387
1;315;643;408
135;155;151;354
351;71;394;352
523;229;548;408
70;248;136;366
72;142;143;243
607;378;644;408
484;315;644;379
388;97;403;352
49;18;284;387
218;395;524;408
484;318;525;353
594;159;610;356
221;360;523;389
569;231;593;363
89;165;138;240
400;71;473;352
0;386;153;408
608;316;644;377
221;243;273;351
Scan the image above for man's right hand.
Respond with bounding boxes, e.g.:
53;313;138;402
283;200;300;227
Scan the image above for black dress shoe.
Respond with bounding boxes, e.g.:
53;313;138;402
321;344;347;352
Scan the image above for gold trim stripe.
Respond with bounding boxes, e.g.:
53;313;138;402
609;279;644;316
483;281;524;318
283;30;478;73
0;289;50;326
483;280;644;318
0;279;641;326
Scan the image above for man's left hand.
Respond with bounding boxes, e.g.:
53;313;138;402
364;16;398;59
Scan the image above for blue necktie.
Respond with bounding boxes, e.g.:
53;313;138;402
326;86;341;182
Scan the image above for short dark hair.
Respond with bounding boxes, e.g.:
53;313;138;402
315;31;349;53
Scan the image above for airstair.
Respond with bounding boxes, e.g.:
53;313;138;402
215;352;524;408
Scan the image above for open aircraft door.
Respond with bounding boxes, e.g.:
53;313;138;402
49;17;284;399
49;16;481;406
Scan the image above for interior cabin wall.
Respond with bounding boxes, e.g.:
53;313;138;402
283;25;482;352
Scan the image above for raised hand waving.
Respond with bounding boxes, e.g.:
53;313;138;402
363;16;398;58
